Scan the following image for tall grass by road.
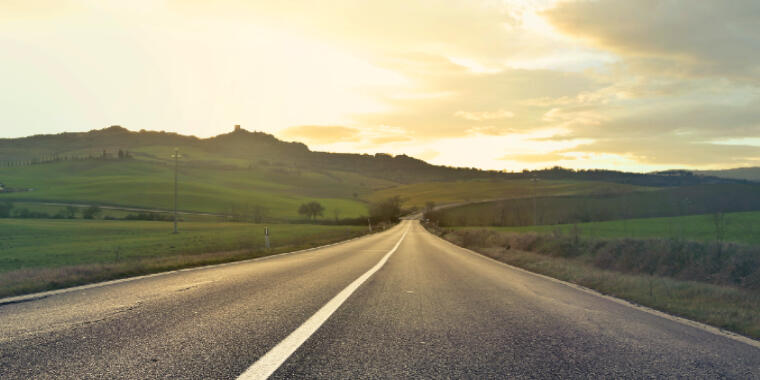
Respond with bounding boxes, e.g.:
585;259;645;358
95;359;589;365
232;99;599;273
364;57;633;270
0;219;367;298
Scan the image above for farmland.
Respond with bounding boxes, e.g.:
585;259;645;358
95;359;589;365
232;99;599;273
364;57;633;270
428;183;760;227
0;219;367;297
367;179;649;209
0;158;378;221
461;211;760;246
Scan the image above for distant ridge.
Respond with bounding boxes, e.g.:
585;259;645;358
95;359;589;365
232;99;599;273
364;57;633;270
694;167;760;182
0;126;749;186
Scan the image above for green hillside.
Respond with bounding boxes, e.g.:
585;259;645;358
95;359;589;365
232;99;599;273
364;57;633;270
0;126;751;222
368;179;649;209
696;167;760;182
428;183;760;227
0;158;386;220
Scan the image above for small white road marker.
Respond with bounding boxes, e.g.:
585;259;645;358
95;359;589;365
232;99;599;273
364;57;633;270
237;223;410;380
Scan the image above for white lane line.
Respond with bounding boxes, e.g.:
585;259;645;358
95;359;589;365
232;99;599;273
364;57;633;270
237;222;410;380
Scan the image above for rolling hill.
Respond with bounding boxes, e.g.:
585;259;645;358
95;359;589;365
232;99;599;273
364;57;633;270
0;126;750;221
695;167;760;182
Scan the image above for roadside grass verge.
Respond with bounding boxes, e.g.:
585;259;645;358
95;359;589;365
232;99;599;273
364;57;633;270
431;226;760;340
0;219;368;298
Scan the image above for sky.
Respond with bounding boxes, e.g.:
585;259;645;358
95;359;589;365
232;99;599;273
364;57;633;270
1;0;759;172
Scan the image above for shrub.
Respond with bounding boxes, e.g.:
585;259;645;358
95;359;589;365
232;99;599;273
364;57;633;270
369;196;403;223
82;205;102;219
436;227;760;292
0;201;13;217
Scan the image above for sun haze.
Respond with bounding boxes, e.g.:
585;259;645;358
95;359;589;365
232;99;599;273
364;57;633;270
1;0;758;171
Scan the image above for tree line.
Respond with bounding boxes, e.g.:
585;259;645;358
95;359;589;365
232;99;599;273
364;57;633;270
296;196;405;226
0;149;133;167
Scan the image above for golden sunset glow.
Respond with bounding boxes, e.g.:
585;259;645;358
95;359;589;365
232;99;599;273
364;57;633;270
1;0;758;171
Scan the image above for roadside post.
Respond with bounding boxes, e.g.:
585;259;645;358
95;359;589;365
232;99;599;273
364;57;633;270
265;226;270;250
368;218;372;233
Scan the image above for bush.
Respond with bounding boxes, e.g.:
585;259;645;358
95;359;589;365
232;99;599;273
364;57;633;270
12;208;51;219
125;212;173;221
82;206;102;219
0;201;12;218
437;227;760;291
369;196;402;224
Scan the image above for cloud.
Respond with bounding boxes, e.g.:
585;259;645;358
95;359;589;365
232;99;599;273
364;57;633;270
454;109;515;121
418;149;440;161
546;98;760;141
4;0;760;171
0;0;80;20
279;124;416;151
544;0;760;80
368;135;413;145
561;139;760;167
500;152;576;163
354;63;602;139
280;125;361;144
173;0;571;67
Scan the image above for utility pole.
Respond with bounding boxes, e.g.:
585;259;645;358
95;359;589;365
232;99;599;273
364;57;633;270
171;148;182;234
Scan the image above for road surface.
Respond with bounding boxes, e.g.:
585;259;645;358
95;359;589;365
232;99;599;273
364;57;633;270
1;220;758;379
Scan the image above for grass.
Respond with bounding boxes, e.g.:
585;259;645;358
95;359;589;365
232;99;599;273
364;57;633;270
472;246;760;339
432;183;760;227
368;178;648;209
0;158;388;220
466;211;760;246
0;218;368;297
8;201;224;222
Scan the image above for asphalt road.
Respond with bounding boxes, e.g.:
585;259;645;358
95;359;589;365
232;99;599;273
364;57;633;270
1;220;759;379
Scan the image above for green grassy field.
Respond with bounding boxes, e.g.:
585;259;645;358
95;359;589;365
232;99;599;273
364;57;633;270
0;158;389;220
368;179;648;209
0;218;368;297
0;219;365;272
461;211;760;246
0;158;655;222
431;183;760;227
